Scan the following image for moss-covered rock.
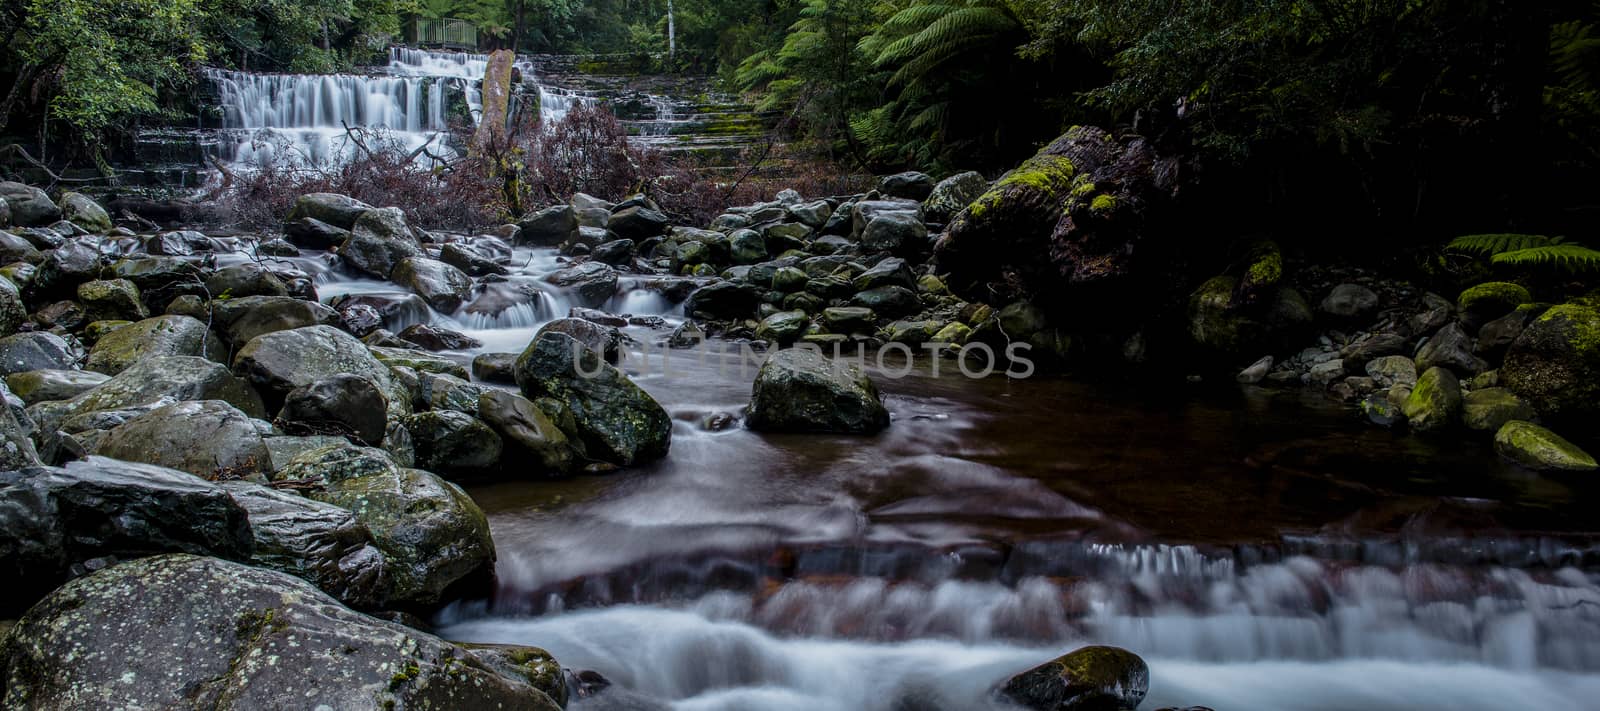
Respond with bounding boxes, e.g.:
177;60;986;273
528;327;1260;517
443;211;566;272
1187;275;1313;356
4;368;107;404
746;348;889;434
757;310;810;345
76;278;147;322
997;645;1149;711
405;410;503;477
1493;420;1598;471
1457;281;1532;321
1402;366;1463;433
1461;387;1536;432
234;325;410;421
921;171;988;224
514;332;671;466
91;400;272;481
274;443;495;606
1502;302;1600;422
58;192;112;233
0;554;559;709
477;390;578;477
284;192;374;230
84;314;227;376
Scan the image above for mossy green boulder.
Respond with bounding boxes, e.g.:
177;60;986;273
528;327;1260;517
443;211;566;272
746;348;890;434
84;314;227;376
76;278;146;322
1493;420;1598;471
514;332;671;466
757;310;810;345
1457;281;1532;320
1403;366;1463;433
997;644;1149;711
1502;303;1600;422
1461;387;1536;432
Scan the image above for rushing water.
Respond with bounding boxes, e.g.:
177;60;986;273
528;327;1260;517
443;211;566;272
249;235;1600;709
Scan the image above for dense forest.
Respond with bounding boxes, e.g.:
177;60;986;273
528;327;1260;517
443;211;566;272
4;1;1600;246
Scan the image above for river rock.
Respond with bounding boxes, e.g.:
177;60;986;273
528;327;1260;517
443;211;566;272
1366;355;1419;387
1462;387;1536;432
394;323;479;351
391;256;472;313
205;262;289;298
85;314;226;375
107;256;206;310
861;212;928;254
0;381;39;470
283;215;350;249
686;280;762;321
0;279;22;334
406;410;503;476
274;443;495;606
1187;276;1313;356
538;317;624;363
477;390;578;477
338;208;424;279
76;278;147;322
1402;366;1462;433
414;372;481;414
46;356;266;427
854;257;917;291
1457;281;1531;323
211;294;342;346
852;285;920;317
1502;303;1600;422
216;480;387;608
879;171;936;201
285;192;374;230
0;229;39;263
515;332;671;466
996;645;1149;711
756;310;809;345
546;261;619;307
1475;304;1545;361
922;171;988;224
4;369;108;404
1338;332;1407;369
233;325;408;420
0;331;79;375
730;229;768;264
0;554;561;709
0;182;60;226
1415;322;1487;375
0;458;253;616
29;239;102;300
91;400;273;481
519;204;580;245
746;348;889;434
1321;283;1380;319
608;205;671;240
472;352;519;383
278;374;389;445
1237;355;1274;384
369;346;470;380
1493;420;1598;471
55;192;110;233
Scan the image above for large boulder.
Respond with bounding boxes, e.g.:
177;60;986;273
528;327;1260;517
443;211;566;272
91;400;273;481
107;256;206;311
1502;303;1600;422
607;205;671;240
43;356;266;424
278;373;389;445
205;262;289;298
0;554;562;709
393;256;474;313
746;348;890;434
514;332;671;466
686;280;762;321
1462;387;1536;432
0;182;61;226
996;645;1149;711
851;285;921;318
0;331;80;375
878;171;936;201
545;261;619;308
1402;366;1463;433
274;444;494;606
217;480;388;608
338;207;424;279
1415;322;1487;375
860;211;928;253
1320;283;1380;319
854;257;917;291
0;458;253;616
76;278;147;322
283;215;350;249
233;325;408;419
406;410;503;477
477;390;578;477
922;171;988;224
58;191;112;233
517;204;579;245
285;192;374;230
211;294;341;346
4;369;108;404
1457;281;1532;323
85;314;226;375
1493;420;1598;472
537;317;624;362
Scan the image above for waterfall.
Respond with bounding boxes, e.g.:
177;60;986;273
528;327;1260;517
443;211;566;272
205;47;563;170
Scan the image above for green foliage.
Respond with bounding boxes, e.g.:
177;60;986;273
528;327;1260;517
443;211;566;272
1448;234;1600;274
1447;234;1567;257
1490;244;1600;272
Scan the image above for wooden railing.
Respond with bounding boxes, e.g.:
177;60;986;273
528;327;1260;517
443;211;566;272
412;18;478;50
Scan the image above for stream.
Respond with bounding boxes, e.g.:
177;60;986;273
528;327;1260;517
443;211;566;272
245;236;1600;710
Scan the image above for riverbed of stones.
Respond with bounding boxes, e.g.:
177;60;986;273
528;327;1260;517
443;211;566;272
1;159;1584;708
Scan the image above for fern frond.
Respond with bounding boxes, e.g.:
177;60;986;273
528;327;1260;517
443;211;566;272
1447;233;1565;256
1491;244;1600;272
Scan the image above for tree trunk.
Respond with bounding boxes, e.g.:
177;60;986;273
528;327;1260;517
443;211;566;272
667;0;676;59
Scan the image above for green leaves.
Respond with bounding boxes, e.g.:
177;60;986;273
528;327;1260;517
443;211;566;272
1448;234;1600;274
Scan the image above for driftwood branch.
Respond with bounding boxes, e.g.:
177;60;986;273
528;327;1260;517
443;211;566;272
0;142;116;186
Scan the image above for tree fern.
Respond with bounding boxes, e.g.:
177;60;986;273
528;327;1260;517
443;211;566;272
1489;244;1600;272
1446;233;1566;257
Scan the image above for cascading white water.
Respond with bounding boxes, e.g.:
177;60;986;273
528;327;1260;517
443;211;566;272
206;47;566;170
